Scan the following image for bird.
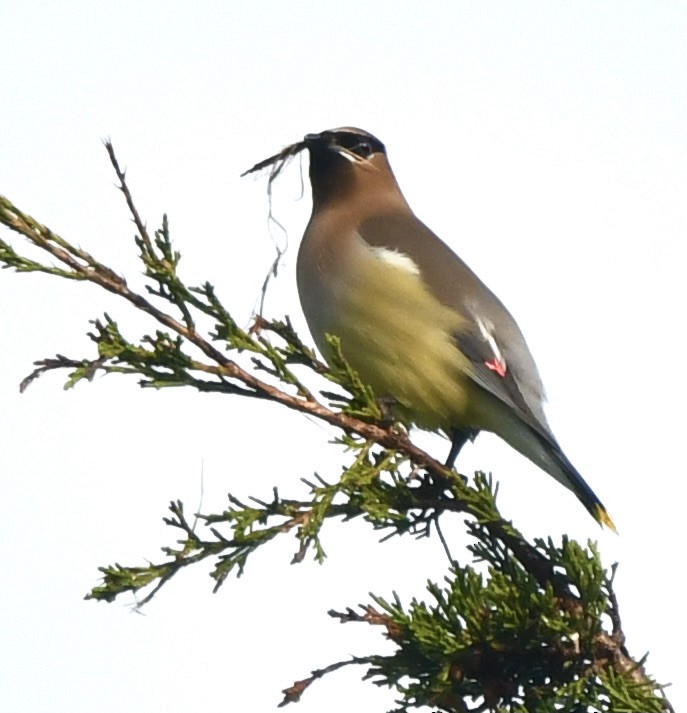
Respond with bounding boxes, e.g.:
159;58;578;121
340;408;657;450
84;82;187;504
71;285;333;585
285;126;613;529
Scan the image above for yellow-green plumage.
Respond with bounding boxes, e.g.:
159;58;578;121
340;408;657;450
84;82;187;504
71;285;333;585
324;248;472;430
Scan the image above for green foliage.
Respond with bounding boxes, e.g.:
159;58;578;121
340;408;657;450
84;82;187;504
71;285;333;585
0;148;673;712
365;537;614;712
286;534;666;712
358;545;664;712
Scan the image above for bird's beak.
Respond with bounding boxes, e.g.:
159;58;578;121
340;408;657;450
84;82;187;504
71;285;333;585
304;132;338;151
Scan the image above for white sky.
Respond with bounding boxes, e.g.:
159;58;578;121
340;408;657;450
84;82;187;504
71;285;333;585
1;2;685;711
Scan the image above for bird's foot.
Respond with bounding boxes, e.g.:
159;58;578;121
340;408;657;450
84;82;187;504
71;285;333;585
375;395;399;427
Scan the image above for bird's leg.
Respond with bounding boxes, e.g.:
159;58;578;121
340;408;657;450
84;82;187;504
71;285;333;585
446;428;480;469
421;428;481;560
416;428;479;503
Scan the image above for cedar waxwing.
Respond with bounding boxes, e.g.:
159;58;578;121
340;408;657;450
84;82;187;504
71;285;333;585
245;127;614;530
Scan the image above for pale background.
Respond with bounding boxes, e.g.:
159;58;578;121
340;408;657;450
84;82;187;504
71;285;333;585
1;2;685;711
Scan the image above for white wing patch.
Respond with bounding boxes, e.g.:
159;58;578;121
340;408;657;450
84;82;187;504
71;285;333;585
475;314;507;374
370;246;421;276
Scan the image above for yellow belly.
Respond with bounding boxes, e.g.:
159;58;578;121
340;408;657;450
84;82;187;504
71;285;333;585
316;250;475;431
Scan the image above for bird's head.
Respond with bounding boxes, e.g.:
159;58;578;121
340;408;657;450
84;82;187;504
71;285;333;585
241;127;403;211
303;128;400;208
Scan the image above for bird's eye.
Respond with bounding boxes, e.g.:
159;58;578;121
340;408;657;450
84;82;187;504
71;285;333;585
352;141;373;159
330;130;385;159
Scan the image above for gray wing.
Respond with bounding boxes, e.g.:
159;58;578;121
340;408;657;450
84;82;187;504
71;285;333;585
359;213;553;438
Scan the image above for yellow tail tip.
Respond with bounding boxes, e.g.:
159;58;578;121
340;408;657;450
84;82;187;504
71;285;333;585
595;505;618;534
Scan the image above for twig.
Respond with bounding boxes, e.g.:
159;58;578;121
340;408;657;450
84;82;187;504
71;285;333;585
279;656;371;707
